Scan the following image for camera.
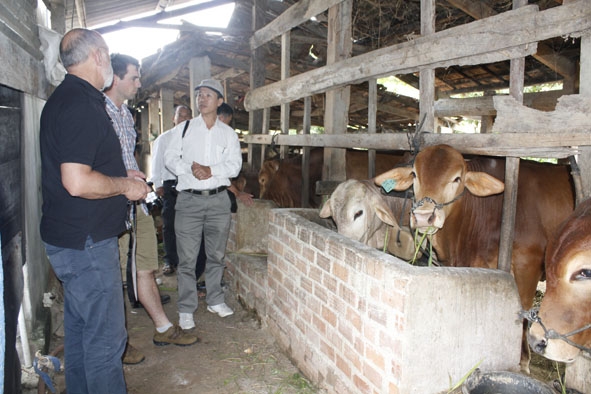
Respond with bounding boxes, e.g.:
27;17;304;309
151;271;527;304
145;182;163;213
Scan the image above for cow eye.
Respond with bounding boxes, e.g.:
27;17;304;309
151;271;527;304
453;176;461;183
353;210;363;220
573;269;591;281
410;171;416;179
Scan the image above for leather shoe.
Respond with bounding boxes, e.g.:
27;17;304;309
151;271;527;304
153;324;200;346
122;343;145;364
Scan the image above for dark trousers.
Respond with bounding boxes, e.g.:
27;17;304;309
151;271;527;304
161;180;178;268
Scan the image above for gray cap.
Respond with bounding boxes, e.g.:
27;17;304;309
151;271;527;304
195;79;224;98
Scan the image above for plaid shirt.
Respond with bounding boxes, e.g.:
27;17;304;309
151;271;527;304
104;95;148;215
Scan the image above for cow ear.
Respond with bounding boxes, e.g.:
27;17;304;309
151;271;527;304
319;199;332;218
465;171;505;196
374;167;414;191
372;194;399;229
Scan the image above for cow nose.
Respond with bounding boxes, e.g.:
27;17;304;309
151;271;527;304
529;335;547;355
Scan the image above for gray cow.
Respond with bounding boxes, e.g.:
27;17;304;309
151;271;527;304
319;179;417;261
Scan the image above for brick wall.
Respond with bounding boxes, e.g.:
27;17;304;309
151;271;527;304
261;208;522;394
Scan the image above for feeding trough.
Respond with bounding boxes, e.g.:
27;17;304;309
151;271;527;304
462;369;554;394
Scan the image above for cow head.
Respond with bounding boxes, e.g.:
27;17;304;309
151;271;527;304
375;145;504;234
259;159;280;200
319;179;416;260
528;199;591;363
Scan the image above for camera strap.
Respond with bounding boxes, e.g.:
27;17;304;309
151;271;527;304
180;119;190;160
182;119;190;138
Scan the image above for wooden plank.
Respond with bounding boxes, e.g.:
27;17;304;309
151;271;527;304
368;79;377;178
302;96;311;208
323;0;352;183
248;0;266;171
577;32;591;201
434;90;565;116
492;95;591;133
280;31;290;159
498;16;527;274
250;0;344;50
447;0;576;79
243;132;585;158
245;2;590;111
419;0;436;133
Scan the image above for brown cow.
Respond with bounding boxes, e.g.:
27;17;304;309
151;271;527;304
375;144;575;372
528;197;591;363
260;148;409;208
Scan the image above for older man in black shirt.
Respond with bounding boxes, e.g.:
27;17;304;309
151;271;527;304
40;28;149;394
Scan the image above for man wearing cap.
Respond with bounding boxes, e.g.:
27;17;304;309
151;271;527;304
164;79;242;329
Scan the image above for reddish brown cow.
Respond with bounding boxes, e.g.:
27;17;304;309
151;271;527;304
528;198;591;363
375;144;575;372
260;148;409;208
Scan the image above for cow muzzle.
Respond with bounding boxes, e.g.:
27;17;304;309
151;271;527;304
411;207;443;234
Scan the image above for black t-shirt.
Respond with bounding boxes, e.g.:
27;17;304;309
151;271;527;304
40;74;128;250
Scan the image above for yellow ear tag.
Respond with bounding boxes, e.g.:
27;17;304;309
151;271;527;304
381;179;396;193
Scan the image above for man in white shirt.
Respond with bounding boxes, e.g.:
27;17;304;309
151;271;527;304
164;79;242;329
151;105;192;276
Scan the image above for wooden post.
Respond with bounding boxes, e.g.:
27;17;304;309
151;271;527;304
189;56;211;115
159;88;174;133
498;0;527;274
302;96;311;207
248;0;266;171
419;0;436;134
564;24;591;393
368;78;377;178
323;0;352;183
280;31;290;159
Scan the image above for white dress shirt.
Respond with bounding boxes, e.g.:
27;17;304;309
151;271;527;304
164;115;242;191
151;128;178;188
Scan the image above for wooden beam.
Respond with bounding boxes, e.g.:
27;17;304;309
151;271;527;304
434;90;565;116
243;132;585;158
492;95;591;133
245;2;590;111
250;0;344;50
447;0;577;79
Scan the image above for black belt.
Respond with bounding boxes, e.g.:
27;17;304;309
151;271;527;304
163;179;177;185
182;186;227;196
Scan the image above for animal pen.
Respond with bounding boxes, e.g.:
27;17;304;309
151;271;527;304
230;1;591;393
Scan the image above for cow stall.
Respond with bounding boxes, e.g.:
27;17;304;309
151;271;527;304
225;203;523;394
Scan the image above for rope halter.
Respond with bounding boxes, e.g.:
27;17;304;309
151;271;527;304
521;308;591;356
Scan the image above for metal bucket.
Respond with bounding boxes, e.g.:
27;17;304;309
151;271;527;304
462;369;554;394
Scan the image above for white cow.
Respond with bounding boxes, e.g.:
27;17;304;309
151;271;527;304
319;179;417;261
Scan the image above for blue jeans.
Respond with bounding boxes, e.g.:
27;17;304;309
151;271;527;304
44;237;127;394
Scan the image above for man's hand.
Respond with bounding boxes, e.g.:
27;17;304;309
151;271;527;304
124;177;151;201
127;169;146;180
191;162;212;180
155;186;165;197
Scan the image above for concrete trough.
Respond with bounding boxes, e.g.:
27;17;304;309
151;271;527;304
263;208;522;394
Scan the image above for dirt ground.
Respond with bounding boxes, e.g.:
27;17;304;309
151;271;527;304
26;257;562;394
28;265;319;394
122;270;320;394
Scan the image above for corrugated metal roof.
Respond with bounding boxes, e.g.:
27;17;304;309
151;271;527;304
64;0;195;30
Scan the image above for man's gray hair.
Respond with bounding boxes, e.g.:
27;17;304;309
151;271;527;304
60;28;105;69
